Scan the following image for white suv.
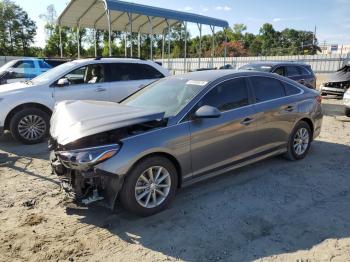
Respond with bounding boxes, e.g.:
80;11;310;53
0;58;170;144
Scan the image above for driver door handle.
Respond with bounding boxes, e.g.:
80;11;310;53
284;105;295;112
95;87;106;92
240;117;255;126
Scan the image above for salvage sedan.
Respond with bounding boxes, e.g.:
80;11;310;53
50;70;323;216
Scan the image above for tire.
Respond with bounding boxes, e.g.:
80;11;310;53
10;108;50;144
284;121;312;161
345;107;350;117
119;156;178;216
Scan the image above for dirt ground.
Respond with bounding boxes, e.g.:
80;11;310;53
1;98;350;262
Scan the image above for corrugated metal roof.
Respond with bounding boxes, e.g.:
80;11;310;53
58;0;229;34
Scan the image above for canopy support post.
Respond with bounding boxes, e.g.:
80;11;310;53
59;26;63;58
77;24;80;59
148;16;153;60
161;29;165;64
165;20;171;71
224;28;227;66
210;25;215;68
94;28;98;57
197;23;202;69
106;9;112;57
124;28;127;57
184;22;187;73
128;13;133;57
138;29;141;58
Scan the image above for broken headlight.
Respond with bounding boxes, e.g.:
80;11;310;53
57;144;120;170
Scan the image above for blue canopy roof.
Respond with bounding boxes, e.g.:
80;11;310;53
58;0;229;34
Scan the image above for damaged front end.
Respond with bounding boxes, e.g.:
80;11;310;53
50;142;123;208
49;100;166;209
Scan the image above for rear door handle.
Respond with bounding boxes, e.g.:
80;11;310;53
240;117;255;126
95;87;106;92
284;105;295;112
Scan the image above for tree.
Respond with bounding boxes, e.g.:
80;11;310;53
39;4;56;38
0;0;37;56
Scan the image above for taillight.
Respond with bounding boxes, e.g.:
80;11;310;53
316;95;322;103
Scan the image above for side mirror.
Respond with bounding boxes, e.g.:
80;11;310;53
57;78;69;87
194;105;221;119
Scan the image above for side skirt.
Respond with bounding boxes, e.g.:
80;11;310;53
182;147;287;187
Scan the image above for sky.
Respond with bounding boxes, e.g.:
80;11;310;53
13;0;350;48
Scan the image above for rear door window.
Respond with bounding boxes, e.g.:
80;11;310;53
250;76;286;103
298;66;311;76
199;78;250;112
286;66;301;77
109;63;164;81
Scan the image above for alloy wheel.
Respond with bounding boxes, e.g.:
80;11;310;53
293;127;309;156
18;115;47;141
135;166;171;209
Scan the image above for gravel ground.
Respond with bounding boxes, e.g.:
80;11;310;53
0;98;350;262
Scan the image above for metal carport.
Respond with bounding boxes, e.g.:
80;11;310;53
58;0;229;70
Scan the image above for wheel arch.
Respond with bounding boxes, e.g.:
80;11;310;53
4;103;52;130
127;152;183;189
297;117;314;140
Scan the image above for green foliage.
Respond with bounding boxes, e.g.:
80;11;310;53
0;0;37;56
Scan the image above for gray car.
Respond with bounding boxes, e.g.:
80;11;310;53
50;70;323;216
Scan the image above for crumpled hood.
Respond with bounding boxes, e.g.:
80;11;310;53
50;100;165;146
0;81;31;95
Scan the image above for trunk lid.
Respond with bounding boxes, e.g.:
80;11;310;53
50;100;165;146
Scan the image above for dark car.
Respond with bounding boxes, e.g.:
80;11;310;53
240;62;316;89
50;70;323;216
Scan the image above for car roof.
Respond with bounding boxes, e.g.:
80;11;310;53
172;69;279;82
246;61;309;67
72;58;149;64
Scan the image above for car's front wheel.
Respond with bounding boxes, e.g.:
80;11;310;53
284;121;312;161
10;108;50;144
120;156;178;216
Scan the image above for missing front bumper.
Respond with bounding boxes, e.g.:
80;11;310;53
50;152;123;210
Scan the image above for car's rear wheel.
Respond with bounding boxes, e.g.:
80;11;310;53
345;107;350;117
284;121;312;161
119;156;178;216
10;108;50;144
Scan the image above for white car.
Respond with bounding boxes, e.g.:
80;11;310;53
344;88;350;117
0;58;170;144
0;58;52;85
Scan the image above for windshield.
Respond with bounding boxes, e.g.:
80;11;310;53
121;77;207;118
0;60;17;72
31;61;77;84
239;64;272;72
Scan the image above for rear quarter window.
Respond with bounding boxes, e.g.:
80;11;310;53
283;82;302;96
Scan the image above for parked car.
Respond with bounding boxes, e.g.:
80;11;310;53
50;70;323;216
344;88;350;117
240;62;316;89
0;58;52;85
320;65;350;96
0;58;170;144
